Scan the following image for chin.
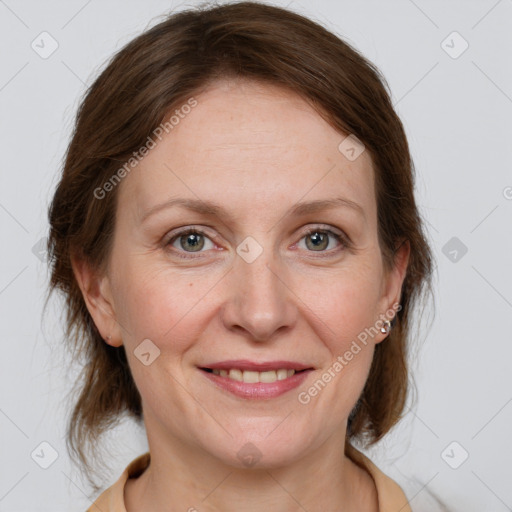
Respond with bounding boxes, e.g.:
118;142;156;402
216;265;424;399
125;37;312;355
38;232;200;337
203;431;315;470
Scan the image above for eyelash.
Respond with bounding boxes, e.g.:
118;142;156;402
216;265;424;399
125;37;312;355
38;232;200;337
163;225;350;260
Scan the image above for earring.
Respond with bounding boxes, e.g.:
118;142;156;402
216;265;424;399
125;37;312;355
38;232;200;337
380;320;392;335
106;335;112;341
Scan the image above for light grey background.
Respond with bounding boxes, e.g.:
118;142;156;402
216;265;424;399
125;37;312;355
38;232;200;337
1;0;511;510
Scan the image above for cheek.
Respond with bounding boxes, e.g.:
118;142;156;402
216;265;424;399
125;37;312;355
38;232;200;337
303;277;379;412
309;265;382;346
112;257;217;349
300;263;382;401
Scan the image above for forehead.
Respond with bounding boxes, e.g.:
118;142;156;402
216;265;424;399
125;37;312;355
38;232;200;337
119;79;376;226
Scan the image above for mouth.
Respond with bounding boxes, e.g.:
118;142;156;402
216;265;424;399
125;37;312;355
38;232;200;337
198;360;314;399
200;367;309;383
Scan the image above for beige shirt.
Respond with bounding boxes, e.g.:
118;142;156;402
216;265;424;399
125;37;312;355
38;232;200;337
87;444;412;511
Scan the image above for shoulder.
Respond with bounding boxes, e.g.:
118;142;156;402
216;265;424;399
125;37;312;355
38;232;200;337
345;442;412;512
86;452;150;512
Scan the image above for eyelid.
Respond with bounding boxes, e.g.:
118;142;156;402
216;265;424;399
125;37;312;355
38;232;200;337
299;224;348;242
163;225;220;250
164;223;350;259
293;225;350;254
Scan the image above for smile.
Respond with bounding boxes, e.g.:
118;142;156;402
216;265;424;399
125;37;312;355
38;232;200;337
203;367;299;383
199;362;314;399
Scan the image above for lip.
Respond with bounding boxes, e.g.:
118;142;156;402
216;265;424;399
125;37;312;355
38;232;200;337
200;360;314;372
198;365;314;400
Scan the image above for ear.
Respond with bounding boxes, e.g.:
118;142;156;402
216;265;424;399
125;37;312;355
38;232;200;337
375;239;410;344
71;254;123;347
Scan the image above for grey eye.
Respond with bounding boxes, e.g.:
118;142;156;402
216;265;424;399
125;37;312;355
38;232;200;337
305;231;330;251
168;230;215;253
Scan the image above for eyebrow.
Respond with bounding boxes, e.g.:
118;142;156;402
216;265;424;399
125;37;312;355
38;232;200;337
139;196;365;224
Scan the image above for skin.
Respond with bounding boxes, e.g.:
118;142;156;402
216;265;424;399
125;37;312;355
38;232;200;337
73;78;410;511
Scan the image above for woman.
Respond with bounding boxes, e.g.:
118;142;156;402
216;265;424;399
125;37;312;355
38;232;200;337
47;2;433;510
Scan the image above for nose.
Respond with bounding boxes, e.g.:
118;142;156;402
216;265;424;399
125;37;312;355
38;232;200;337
220;248;298;343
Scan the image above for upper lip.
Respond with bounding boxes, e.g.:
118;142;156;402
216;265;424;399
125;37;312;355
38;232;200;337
200;360;314;372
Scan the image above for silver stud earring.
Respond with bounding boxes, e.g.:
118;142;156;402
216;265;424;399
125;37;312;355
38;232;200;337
106;335;112;341
380;320;392;335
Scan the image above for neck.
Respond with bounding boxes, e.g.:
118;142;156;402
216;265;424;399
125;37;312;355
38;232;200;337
125;416;377;511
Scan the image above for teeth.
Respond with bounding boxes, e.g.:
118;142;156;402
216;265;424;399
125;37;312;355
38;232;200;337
242;370;259;383
210;368;297;383
229;369;243;381
277;369;287;380
261;370;279;383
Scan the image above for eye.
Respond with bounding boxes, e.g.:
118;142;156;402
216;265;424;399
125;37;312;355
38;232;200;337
164;225;349;260
166;227;216;258
296;227;347;255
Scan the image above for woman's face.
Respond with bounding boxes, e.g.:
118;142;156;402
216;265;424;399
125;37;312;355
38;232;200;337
80;79;408;468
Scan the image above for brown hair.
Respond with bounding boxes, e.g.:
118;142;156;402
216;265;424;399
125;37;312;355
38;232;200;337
47;0;434;490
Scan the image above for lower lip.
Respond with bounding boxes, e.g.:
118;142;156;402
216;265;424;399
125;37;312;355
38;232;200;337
199;368;313;399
